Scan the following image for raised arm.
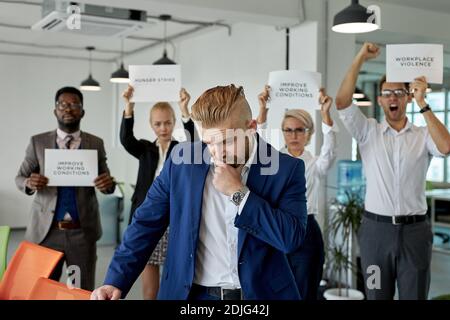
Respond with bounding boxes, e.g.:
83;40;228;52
178;88;197;142
119;85;147;159
411;76;450;155
335;42;380;110
315;88;338;176
256;85;270;141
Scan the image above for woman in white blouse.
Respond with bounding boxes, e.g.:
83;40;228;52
257;86;338;300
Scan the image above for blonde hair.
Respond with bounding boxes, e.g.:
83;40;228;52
149;102;176;123
282;109;314;145
191;84;251;127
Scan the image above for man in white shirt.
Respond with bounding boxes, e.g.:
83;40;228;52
335;42;450;300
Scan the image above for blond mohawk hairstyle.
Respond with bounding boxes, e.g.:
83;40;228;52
191;84;247;127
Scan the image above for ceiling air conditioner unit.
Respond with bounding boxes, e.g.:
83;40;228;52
31;0;149;37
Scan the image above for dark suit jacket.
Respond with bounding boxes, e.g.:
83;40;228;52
119;115;196;222
104;135;308;299
15;130;114;244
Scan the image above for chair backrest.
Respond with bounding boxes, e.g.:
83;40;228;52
0;226;11;281
0;241;64;300
28;277;91;300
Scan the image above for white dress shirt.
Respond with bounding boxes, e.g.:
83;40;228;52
280;123;338;216
153;115;191;178
339;103;446;217
193;134;257;289
155;139;171;178
258;122;338;216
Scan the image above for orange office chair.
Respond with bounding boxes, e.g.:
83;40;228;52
28;277;91;300
0;241;64;300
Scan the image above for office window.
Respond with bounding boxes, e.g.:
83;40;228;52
389;91;449;182
428;157;445;182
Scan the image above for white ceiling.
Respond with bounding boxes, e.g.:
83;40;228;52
0;0;237;62
0;0;303;62
2;0;450;65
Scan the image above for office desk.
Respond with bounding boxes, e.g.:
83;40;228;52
426;189;450;255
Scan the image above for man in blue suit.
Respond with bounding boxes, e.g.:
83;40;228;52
92;84;308;300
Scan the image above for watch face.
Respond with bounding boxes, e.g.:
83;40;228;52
232;192;243;204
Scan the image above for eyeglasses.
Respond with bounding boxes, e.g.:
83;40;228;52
380;89;409;98
282;128;309;135
55;101;83;111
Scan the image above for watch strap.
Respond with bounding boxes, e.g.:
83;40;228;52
419;104;431;113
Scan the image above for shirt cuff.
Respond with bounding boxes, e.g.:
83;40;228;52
258;122;267;130
181;116;191;123
337;103;358;118
123;111;133;119
322;122;339;134
237;190;251;216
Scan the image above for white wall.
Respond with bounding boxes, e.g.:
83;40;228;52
0;54;119;227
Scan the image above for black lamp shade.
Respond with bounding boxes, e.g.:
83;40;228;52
353;87;365;99
110;63;129;83
332;0;379;34
355;98;372;107
353;86;371;106
80;74;101;91
153;49;176;65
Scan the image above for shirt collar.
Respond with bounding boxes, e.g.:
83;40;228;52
280;146;311;160
155;137;174;147
381;118;413;134
56;128;81;140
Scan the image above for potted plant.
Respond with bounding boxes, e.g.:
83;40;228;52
323;190;365;300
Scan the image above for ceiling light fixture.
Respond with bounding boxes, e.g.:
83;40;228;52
80;46;101;91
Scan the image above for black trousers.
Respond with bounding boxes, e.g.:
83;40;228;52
287;215;325;300
40;228;97;291
357;213;433;300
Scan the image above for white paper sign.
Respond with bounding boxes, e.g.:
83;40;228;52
129;65;181;102
386;44;443;84
268;70;322;110
45;149;98;187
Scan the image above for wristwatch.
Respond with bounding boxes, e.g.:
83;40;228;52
230;186;249;206
419;104;431;113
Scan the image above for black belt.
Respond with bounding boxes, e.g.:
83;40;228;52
192;284;243;300
364;211;426;225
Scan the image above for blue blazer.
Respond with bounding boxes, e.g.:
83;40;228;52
104;135;308;300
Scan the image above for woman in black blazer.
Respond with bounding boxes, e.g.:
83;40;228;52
120;85;196;300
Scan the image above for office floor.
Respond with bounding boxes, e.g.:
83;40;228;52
6;229;450;300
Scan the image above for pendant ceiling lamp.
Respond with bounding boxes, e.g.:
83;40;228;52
353;86;372;106
110;38;129;83
153;14;176;65
80;46;101;91
353;87;365;99
332;0;380;34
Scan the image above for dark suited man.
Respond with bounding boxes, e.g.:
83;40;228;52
15;87;115;290
92;84;308;300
